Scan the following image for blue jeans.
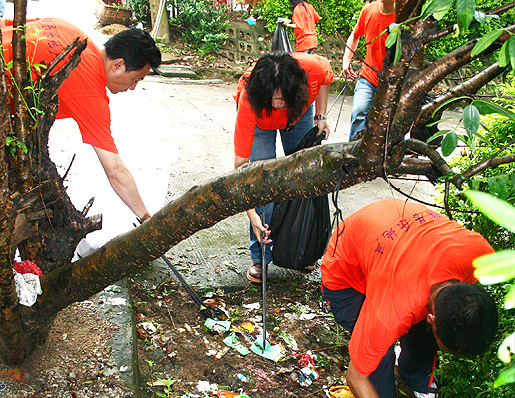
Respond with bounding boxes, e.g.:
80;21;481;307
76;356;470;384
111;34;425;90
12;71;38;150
322;285;438;398
349;76;376;141
0;0;5;18
248;105;314;265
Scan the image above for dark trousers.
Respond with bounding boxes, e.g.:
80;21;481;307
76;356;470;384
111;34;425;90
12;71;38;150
322;285;439;398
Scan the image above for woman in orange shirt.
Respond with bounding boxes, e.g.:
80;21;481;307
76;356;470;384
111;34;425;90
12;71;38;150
283;0;321;53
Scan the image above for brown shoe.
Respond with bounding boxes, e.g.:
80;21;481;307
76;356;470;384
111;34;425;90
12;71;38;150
247;262;262;283
303;262;317;272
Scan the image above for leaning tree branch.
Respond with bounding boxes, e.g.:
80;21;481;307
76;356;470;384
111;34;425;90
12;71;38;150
392;26;515;141
416;62;506;126
451;154;515;190
30;144;365;322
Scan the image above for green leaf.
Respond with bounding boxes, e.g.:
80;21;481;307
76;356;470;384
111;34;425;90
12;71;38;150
471;99;515;120
471;29;503;57
431;96;472;118
457;0;476;33
463;104;480;137
426;129;450;143
394;34;402;65
494;364;515;388
385;29;398;48
465;190;515;232
499;40;510;67
421;0;453;21
473;250;515;284
498;332;515;363
441;132;458;156
509;36;515;72
474;10;486;26
505;285;515;310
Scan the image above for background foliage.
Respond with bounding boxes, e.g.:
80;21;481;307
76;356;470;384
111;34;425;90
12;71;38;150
434;76;515;396
425;0;515;62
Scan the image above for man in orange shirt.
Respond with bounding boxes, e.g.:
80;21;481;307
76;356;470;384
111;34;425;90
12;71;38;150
342;0;395;141
234;52;333;282
1;18;161;244
321;199;498;398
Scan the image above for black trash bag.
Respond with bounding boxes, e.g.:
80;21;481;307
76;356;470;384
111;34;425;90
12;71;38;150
269;127;331;270
271;18;292;53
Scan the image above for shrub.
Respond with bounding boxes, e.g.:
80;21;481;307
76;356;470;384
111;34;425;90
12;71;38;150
170;0;229;56
434;76;515;396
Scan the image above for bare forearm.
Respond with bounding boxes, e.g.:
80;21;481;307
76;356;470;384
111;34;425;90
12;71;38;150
94;147;151;221
346;361;380;398
107;169;151;221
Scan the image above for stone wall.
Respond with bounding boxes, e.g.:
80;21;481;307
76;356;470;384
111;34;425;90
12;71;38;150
220;20;345;73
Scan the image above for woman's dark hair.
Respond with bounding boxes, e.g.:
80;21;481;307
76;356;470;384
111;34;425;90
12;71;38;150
104;28;161;71
245;52;309;124
434;282;498;357
289;0;307;11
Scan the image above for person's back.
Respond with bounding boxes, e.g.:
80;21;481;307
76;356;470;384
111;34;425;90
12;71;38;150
291;0;320;53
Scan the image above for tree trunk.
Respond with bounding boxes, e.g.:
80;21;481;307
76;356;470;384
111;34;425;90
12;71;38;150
149;0;171;44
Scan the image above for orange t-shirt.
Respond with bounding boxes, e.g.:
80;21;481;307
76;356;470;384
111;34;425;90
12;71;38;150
233;53;333;158
292;2;321;52
2;18;117;153
321;199;494;376
353;1;395;87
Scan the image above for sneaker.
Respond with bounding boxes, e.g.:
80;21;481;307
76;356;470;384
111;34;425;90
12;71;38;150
414;381;438;398
413;391;437;398
247;262;262;283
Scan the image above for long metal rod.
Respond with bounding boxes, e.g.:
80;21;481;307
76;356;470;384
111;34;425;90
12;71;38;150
261;212;267;352
161;254;204;308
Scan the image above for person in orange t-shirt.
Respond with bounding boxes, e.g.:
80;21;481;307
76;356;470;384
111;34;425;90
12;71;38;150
1;18;161;244
282;0;321;53
342;0;395;141
234;52;333;283
321;199;498;398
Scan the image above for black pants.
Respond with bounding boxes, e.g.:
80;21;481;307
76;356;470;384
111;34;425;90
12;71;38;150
322;285;439;398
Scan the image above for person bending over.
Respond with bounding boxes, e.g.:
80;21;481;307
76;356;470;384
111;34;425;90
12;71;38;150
233;52;333;283
321;198;498;398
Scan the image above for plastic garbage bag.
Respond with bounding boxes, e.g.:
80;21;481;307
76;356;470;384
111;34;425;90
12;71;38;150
12;260;43;307
271;18;292;53
270;127;331;270
13;270;42;307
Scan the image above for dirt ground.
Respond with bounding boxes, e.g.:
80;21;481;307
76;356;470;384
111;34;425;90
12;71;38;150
129;275;416;398
0;299;133;398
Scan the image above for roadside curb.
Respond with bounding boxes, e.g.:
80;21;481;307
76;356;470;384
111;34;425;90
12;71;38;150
95;279;141;398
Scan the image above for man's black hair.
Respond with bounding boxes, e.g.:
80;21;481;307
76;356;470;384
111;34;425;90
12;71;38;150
245;52;308;125
434;282;498;357
104;28;161;71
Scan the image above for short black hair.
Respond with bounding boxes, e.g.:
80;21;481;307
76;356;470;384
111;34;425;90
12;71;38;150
104;28;161;71
245;52;309;125
434;282;498;357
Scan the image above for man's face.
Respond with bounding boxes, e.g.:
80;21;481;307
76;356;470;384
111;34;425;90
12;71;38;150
106;59;151;94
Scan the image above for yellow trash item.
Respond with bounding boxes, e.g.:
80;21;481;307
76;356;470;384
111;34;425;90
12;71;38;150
329;385;355;398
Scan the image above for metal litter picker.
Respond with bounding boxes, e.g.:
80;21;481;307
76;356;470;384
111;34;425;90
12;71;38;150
261;212;268;352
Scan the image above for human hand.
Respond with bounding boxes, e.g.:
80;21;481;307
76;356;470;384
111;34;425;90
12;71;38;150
315;119;330;140
249;211;272;244
342;61;357;80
